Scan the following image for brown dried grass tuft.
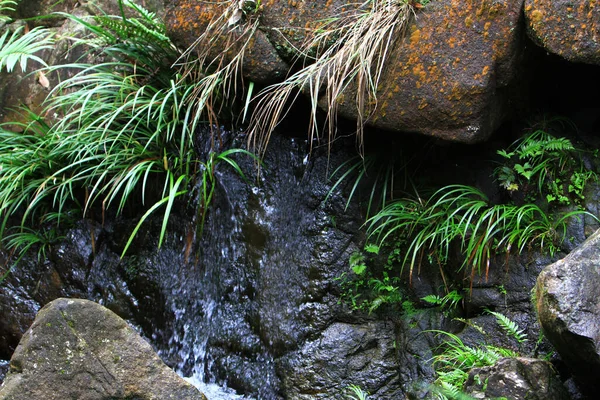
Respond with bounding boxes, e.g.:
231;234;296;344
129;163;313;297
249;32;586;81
247;0;415;157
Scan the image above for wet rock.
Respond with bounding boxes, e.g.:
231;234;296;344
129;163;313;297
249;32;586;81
536;229;600;391
0;360;8;386
0;298;206;400
525;0;600;65
464;357;569;399
165;0;525;143
277;321;403;399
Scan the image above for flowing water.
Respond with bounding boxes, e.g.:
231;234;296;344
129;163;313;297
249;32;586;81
141;134;325;398
0;132;359;398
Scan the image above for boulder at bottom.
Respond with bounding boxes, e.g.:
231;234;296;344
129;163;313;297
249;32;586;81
464;357;569;400
536;228;600;391
0;298;206;400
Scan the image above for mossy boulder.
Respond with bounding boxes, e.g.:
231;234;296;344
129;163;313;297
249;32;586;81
0;298;206;400
165;0;525;143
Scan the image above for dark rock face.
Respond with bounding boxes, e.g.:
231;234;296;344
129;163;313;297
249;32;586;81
464;357;569;400
525;0;600;65
165;0;525;143
0;298;206;400
277;321;402;399
536;229;600;391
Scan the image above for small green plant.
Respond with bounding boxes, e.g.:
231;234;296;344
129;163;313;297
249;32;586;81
326;152;406;218
495;127;596;206
337;245;405;313
429;313;524;399
345;384;369;400
486;310;527;344
422;290;464;314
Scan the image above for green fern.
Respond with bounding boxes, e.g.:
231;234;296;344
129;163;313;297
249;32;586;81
422;290;463;310
0;26;55;73
0;0;16;22
516;134;574;159
487;311;528;344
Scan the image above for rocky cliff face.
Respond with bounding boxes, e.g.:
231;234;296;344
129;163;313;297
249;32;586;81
164;0;600;144
2;0;600;399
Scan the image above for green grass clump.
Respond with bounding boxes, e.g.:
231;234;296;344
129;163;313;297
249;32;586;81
0;0;257;272
366;184;591;284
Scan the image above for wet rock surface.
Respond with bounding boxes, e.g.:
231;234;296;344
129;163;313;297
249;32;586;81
464;357;569;400
277;321;402;399
0;298;206;400
536;229;600;392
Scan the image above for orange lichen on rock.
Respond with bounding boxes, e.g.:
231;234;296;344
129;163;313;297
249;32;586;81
410;29;421;45
525;0;600;64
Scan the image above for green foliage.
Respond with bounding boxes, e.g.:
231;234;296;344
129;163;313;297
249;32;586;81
337;246;405;313
0;0;16;22
429;313;524;399
486;310;527;344
422;290;463;313
366;184;594;283
327;154;401;218
345;384;369;400
0;25;55;72
0;0;257;268
495;128;596;206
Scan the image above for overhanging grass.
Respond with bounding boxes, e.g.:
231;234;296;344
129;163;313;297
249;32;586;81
366;184;594;284
248;0;415;156
0;0;257;269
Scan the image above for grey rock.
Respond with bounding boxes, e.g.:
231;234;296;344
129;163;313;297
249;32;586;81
0;298;206;400
464;357;569;400
536;228;600;389
277;321;403;399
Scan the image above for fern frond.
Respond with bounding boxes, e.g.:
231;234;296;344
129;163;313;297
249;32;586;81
486;345;519;358
488;310;528;343
0;26;55;73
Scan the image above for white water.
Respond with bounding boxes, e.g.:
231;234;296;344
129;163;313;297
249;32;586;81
184;376;253;399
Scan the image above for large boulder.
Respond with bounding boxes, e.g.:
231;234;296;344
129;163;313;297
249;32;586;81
165;0;525;143
536;229;600;390
0;298;206;400
525;0;600;65
464;357;569;400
